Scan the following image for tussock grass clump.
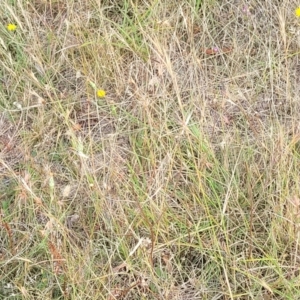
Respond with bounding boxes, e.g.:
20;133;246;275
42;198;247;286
1;0;300;299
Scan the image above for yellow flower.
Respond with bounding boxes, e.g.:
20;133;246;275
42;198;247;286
97;89;106;98
7;23;17;31
295;7;300;17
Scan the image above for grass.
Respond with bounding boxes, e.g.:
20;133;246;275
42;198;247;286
1;0;300;299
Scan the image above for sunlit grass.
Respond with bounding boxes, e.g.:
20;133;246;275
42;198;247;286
1;0;300;299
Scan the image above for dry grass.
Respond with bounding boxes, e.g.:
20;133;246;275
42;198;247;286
1;0;300;299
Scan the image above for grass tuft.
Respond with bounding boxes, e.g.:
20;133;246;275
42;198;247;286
1;0;300;299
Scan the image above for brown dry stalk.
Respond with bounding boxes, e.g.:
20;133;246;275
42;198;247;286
48;240;66;275
204;47;233;55
2;221;15;255
47;239;69;297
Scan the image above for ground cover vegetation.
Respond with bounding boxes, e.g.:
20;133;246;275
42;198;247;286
1;0;300;299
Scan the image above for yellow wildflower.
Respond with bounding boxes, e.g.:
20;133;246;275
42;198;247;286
7;23;17;31
295;7;300;17
97;89;106;98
